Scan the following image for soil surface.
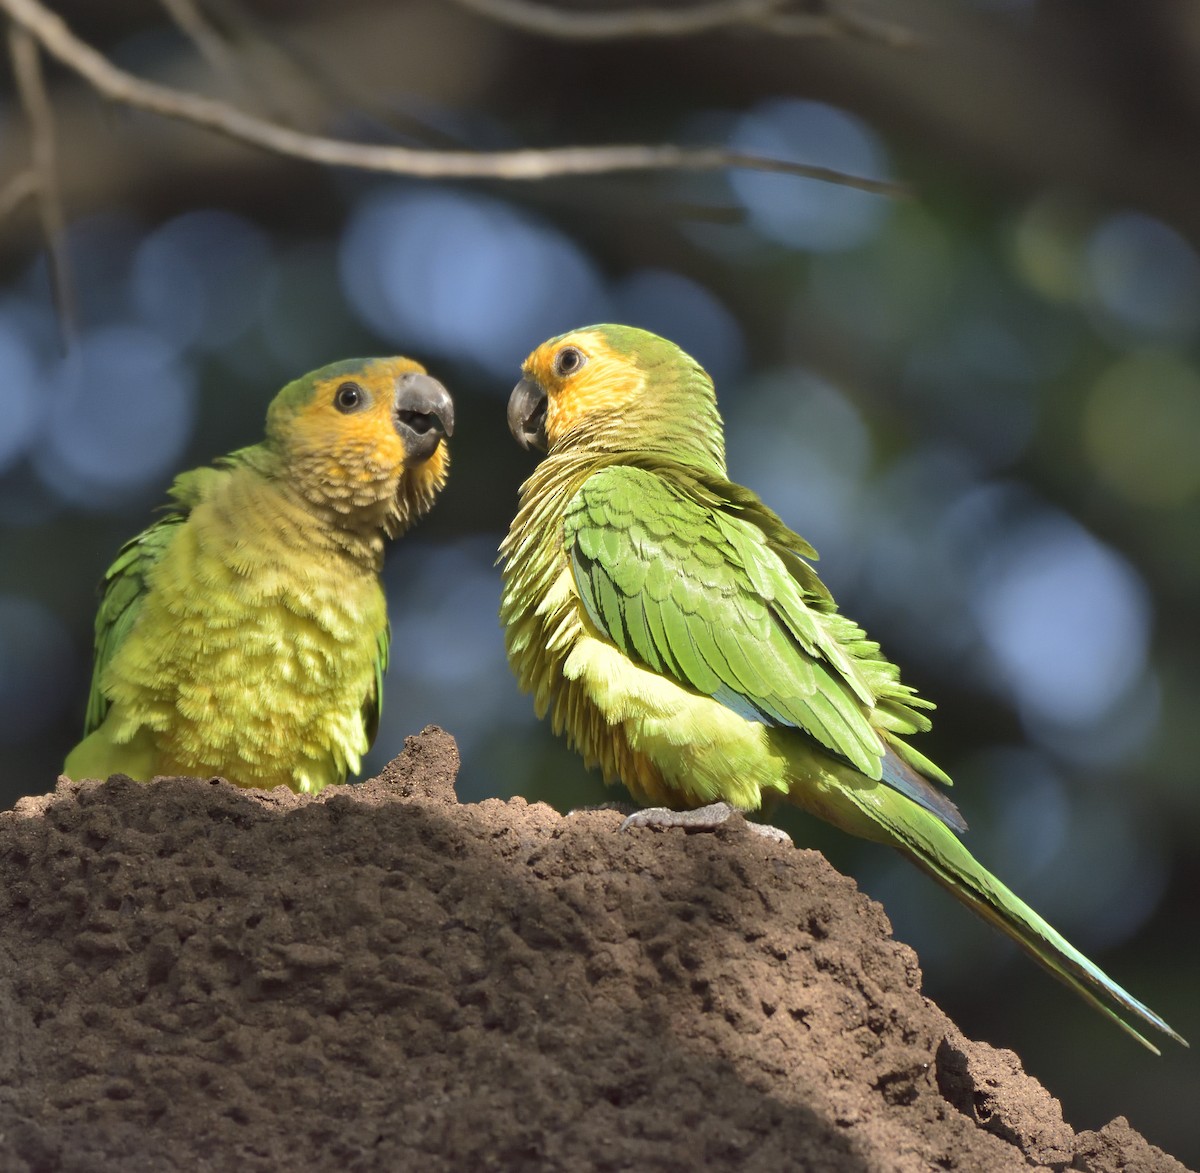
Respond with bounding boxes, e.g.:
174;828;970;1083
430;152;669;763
0;727;1190;1172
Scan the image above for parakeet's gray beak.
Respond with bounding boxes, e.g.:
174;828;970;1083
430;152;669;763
394;372;454;465
508;376;548;453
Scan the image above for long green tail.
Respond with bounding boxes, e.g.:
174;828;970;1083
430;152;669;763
807;782;1188;1053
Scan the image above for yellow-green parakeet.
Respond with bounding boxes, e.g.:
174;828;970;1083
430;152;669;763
500;323;1184;1053
65;357;453;793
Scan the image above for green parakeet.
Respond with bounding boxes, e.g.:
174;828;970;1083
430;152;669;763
64;357;453;793
500;323;1184;1053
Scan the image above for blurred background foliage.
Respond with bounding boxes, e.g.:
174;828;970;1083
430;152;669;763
1;0;1198;1161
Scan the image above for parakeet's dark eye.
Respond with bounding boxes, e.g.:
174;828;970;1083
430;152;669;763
553;346;586;378
334;382;366;412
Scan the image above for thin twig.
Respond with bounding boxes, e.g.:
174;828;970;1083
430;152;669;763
0;0;907;195
7;21;75;345
0;168;39;222
811;5;921;48
157;0;249;99
202;0;465;143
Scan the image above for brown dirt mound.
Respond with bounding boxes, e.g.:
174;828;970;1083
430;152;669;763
0;727;1190;1172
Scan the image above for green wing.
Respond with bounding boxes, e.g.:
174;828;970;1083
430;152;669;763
564;463;964;829
83;511;186;735
81;465;226;735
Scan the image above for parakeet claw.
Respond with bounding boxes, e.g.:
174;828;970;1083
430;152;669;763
620;801;792;845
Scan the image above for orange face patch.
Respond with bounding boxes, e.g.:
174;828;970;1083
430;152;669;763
288;358;428;488
523;331;645;448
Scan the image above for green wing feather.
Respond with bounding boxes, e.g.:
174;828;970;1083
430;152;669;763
83;507;190;736
82;462;233;736
564;463;964;829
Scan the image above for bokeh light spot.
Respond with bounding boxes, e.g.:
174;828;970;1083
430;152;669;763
1084;350;1200;507
855;446;985;665
132;209;271;349
971;513;1151;728
341;186;607;379
37;326;197;509
728;100;891;252
1010;192;1091;303
963;746;1072;885
0;318;42;474
902;317;1038;468
1085;211;1200;341
727;369;870;563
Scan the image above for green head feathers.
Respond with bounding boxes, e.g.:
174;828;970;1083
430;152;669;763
510;324;727;473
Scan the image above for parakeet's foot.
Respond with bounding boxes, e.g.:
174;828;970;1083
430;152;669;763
620;802;793;845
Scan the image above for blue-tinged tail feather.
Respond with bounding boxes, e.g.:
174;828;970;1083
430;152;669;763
798;778;1187;1053
880;747;968;835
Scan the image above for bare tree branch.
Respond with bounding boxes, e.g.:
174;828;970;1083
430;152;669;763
446;0;918;46
0;169;39;222
7;21;74;344
0;0;907;194
768;6;919;47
